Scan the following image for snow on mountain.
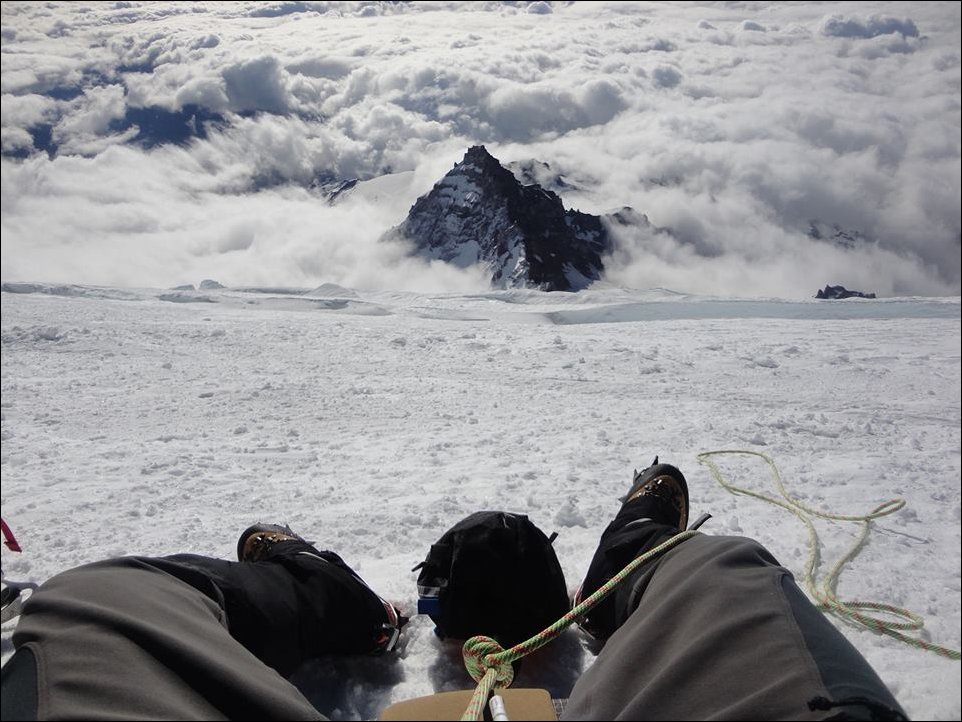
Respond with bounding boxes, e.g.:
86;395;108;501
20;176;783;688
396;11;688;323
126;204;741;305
383;146;612;292
313;170;422;213
311;177;360;205
505;158;582;195
808;221;871;251
1;283;960;720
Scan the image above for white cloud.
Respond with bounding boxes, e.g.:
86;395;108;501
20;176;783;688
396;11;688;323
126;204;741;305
54;85;126;137
222;56;291;114
247;3;327;20
173;76;231;111
286;55;354;80
820;14;919;39
0;126;34;153
652;65;682;88
0;0;959;296
1;93;59;128
0;144;489;292
526;2;553;15
483;77;627;140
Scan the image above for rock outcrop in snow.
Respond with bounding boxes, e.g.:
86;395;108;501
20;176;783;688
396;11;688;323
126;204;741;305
384;146;612;292
815;284;877;299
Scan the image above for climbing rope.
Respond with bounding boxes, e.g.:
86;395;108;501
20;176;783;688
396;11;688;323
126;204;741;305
458;450;958;719
696;449;960;661
459;529;700;720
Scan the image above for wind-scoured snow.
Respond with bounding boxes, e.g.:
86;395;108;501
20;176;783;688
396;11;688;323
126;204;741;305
1;284;960;720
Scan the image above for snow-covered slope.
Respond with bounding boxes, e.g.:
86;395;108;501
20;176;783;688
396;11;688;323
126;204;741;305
319;171;420;208
2;284;960;720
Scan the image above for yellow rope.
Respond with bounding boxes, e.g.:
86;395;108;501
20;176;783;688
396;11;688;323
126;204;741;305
458;450;958;720
697;449;960;661
459;530;701;720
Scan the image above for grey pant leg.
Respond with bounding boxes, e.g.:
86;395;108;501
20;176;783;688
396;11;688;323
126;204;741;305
563;534;906;721
10;557;325;721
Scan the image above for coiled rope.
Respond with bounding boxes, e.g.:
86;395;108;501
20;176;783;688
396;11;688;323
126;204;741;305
458;450;959;720
696;449;960;661
459;529;700;720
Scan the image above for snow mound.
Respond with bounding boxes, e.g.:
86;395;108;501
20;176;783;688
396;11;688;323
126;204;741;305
305;283;360;299
158;292;216;304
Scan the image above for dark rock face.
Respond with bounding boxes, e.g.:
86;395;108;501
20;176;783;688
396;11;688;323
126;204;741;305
808;222;868;251
311;175;359;204
385;146;612;291
815;285;877;299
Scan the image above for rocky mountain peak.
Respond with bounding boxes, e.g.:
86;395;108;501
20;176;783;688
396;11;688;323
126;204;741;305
815;285;877;300
384;146;611;291
462;144;505;172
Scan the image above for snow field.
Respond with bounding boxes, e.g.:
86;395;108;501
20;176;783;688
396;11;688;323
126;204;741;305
1;287;960;719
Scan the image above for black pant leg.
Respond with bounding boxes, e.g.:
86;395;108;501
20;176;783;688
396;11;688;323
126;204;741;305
146;552;389;677
7;557;326;720
578;498;679;639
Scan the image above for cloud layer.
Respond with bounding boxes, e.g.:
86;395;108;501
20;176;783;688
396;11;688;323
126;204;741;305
1;1;959;297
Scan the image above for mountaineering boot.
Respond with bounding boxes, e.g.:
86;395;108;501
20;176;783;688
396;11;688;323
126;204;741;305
236;523;407;654
237;522;306;562
573;458;690;641
620;457;690;531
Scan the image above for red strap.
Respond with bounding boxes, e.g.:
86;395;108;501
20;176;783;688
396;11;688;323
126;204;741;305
1;518;22;553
